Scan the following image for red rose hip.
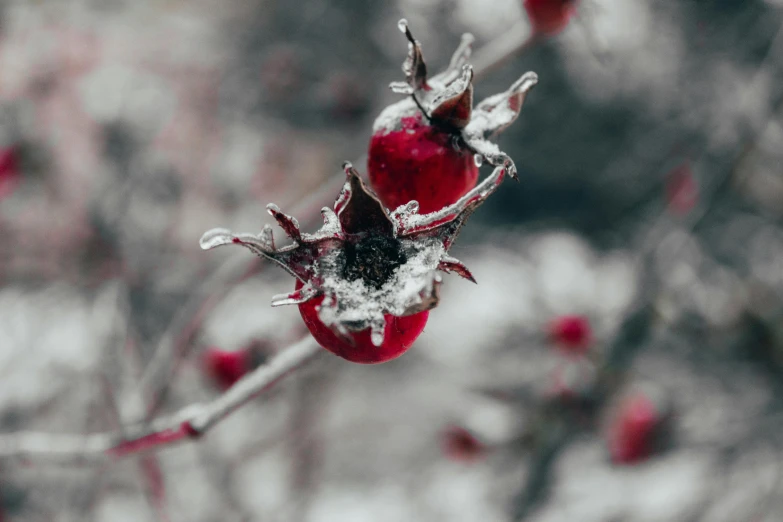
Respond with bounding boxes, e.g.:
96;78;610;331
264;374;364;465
201;162;510;364
524;0;578;36
296;279;429;364
369;20;537;213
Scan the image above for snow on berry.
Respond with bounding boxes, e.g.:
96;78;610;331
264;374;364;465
200;162;510;363
202;346;252;390
369;20;538;213
523;0;579;36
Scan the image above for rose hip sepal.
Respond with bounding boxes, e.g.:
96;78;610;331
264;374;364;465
199;162;509;364
368;20;538;213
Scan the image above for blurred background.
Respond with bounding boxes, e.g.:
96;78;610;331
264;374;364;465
1;0;783;520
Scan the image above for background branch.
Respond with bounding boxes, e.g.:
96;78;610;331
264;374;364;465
0;336;320;462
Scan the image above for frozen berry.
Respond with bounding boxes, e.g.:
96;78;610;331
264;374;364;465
201;162;511;363
369;20;537;213
297;279;428;364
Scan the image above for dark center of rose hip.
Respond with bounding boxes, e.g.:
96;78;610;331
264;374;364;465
340;234;408;290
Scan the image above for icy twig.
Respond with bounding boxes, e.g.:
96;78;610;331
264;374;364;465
0;336;321;462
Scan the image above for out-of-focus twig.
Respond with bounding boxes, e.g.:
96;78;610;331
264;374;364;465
0;336;320;463
471;20;539;80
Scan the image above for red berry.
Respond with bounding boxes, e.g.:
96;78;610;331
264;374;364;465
295;279;428;364
369;113;478;214
548;315;591;355
441;425;486;463
607;393;663;464
369;20;537;213
0;147;21;200
524;0;578;36
201;162;510;364
202;347;251;390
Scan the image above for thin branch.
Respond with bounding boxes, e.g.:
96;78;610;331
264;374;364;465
137;160;356;421
0;336;321;462
471;20;539;81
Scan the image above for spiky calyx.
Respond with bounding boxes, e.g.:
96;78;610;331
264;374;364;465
369;20;538;212
200;162;508;363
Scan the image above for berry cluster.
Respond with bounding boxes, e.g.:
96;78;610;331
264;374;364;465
201;20;538;364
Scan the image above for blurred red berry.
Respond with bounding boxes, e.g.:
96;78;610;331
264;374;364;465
666;162;698;216
549;315;591;355
202;347;251;390
369;20;537;213
524;0;579;36
442;425;486;463
0;147;21;200
607;393;663;464
297;279;429;364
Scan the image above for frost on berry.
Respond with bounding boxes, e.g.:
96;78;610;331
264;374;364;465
200;162;508;348
376;19;539;179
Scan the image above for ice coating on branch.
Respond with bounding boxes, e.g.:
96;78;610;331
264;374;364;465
199;162;508;346
375;20;539;178
464;71;539;139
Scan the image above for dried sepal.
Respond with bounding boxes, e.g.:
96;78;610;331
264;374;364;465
386;19;538;178
200;162;507;347
430;65;474;130
437;255;476;283
391;19;428;94
391;164;507;249
339;162;394;236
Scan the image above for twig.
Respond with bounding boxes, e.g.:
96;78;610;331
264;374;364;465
137;158;357;421
0;336;320;462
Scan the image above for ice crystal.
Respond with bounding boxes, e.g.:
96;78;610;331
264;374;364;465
200;163;508;346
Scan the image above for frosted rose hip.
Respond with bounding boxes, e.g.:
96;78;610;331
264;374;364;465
200;162;510;363
369;20;538;212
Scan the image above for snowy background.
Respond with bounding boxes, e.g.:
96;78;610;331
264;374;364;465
2;0;783;520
